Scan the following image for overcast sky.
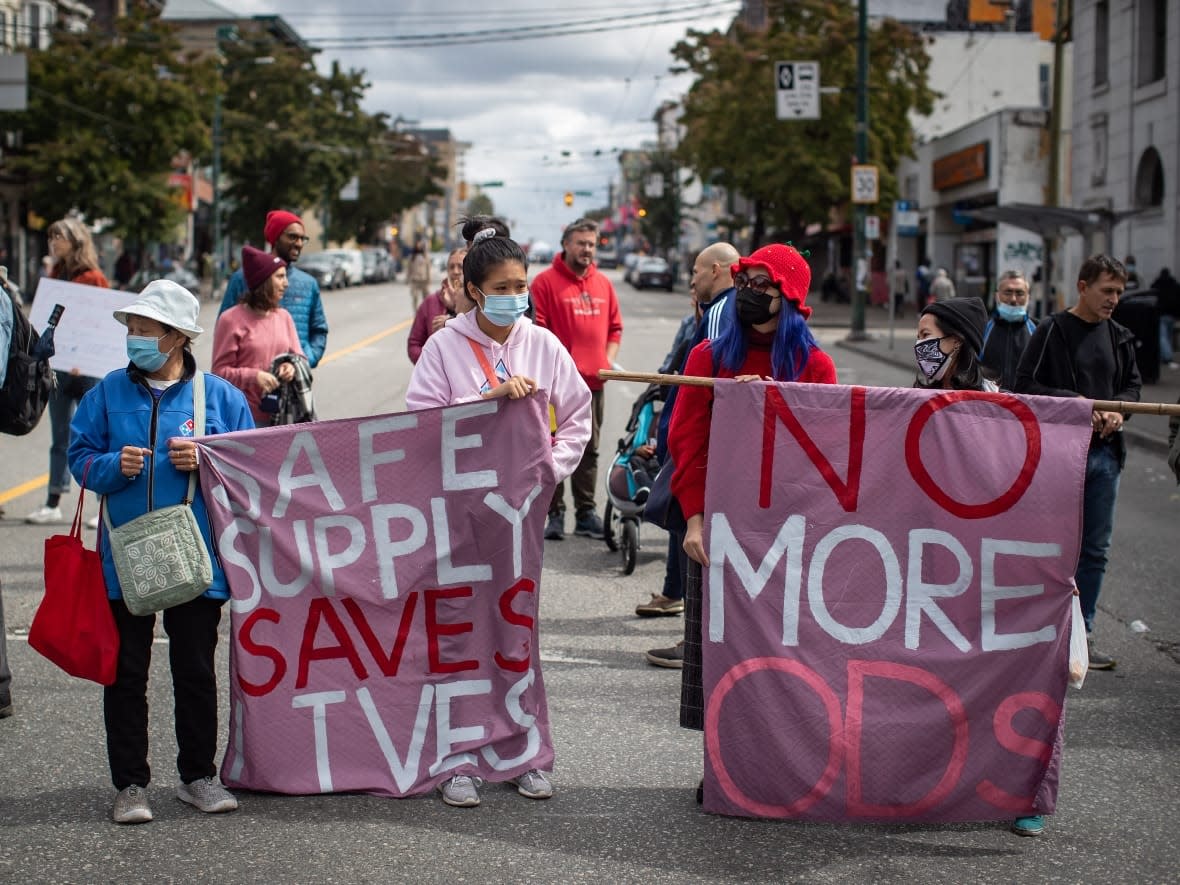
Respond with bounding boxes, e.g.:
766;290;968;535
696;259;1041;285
225;1;741;246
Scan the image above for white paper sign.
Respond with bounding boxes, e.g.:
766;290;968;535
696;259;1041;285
28;278;141;379
775;61;820;120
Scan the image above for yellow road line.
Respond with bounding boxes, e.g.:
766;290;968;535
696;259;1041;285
0;473;49;505
0;320;412;505
319;318;412;365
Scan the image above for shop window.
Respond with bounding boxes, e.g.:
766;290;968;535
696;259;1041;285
1094;0;1109;88
1137;0;1167;86
1134;147;1164;209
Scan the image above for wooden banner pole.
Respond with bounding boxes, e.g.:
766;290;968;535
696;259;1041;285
596;370;1180;417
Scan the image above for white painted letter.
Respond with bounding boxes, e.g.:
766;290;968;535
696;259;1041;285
358;415;418;504
708;513;805;644
484;485;542;580
980;539;1060;650
273;431;345;518
432;497;492;585
292;690;347;793
357;684;433;792
441;401;499;491
808;525;902;645
312;515;366;596
429;679;493;777
905;529;972;652
370;504;428;599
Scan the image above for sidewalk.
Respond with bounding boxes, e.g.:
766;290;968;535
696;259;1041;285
805;297;1180;456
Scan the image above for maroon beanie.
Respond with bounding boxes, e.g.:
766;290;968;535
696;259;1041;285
242;245;284;291
264;210;303;246
732;244;813;319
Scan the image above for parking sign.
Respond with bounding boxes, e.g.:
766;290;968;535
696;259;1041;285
775;61;819;120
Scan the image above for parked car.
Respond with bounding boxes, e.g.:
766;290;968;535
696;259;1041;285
622;252;645;286
633;257;675;292
299;252;348;290
321;248;365;286
361;248;394;283
596;247;619;270
125;266;202;296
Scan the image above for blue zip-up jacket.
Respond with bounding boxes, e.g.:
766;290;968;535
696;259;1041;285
67;353;255;600
219;264;328;367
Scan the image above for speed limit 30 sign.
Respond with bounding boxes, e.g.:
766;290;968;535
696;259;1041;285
851;164;879;204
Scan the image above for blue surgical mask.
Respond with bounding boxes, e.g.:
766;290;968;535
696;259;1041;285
126;334;173;372
479;291;530;327
996;302;1028;322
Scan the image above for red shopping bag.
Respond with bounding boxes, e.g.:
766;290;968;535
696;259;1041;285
28;468;119;685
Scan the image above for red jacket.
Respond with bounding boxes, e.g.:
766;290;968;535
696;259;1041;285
530;254;622;391
669;335;838;519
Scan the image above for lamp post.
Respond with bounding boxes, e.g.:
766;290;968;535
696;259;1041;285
849;0;870;340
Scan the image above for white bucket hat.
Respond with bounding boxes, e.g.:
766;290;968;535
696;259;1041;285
113;279;204;339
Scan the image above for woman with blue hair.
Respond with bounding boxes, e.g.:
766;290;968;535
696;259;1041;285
666;243;838;799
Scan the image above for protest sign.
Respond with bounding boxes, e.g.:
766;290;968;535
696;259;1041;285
700;381;1091;822
28;278;139;378
196;396;558;797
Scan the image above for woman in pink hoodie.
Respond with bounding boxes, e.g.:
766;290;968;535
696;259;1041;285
405;226;592;808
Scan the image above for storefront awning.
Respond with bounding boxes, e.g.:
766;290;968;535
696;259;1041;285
960;203;1140;238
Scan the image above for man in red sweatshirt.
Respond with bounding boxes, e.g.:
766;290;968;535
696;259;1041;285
531;218;624;540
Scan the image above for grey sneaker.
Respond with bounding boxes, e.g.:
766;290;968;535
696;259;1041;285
438;774;482;807
544;512;565;540
512;769;553;800
574;511;605;538
177;776;238;814
645;640;685;669
1087;639;1116;671
112;785;153;824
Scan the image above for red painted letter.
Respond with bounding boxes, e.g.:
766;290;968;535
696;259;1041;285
343;594;418;678
494;578;536;672
237;607;286;697
761;385;865;512
295;598;369;689
425;587;479;674
977;691;1061;812
845;659;968;818
905;392;1040;519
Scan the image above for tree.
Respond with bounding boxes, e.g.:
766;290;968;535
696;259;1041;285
671;0;935;246
465;191;495;219
218;36;378;244
325;131;444;245
0;9;213;244
632;151;681;254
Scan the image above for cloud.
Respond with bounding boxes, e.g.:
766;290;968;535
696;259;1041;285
219;0;738;243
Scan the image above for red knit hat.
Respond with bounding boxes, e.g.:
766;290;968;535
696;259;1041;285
732;244;812;319
242;245;285;291
264;210;303;246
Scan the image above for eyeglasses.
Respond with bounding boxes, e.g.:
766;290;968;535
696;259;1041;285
284;233;311;244
735;272;777;294
48;231;66;241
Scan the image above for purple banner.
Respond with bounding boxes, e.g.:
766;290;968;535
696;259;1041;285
196;397;557;797
701;381;1092;821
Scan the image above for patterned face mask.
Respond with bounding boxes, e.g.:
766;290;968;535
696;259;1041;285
914;337;957;382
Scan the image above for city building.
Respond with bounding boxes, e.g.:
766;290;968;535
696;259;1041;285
1070;0;1176;280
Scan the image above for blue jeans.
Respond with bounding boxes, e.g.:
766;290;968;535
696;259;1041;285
47;371;97;496
0;583;10;706
1159;315;1175;363
1076;444;1121;633
661;530;686;601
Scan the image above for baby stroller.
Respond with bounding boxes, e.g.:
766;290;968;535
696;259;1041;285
603;383;663;574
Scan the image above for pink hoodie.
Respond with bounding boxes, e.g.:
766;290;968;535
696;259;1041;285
405;311;592;482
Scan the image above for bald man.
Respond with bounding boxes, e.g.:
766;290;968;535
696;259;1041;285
638;243;740;654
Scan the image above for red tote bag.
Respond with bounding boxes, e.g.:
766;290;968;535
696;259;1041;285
28;464;119;685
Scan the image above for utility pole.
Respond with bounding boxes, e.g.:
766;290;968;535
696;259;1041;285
210;25;236;301
849;0;870;340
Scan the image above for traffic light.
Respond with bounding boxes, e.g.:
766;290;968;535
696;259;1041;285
458;181;468;201
563;192;574;207
637;207;647;218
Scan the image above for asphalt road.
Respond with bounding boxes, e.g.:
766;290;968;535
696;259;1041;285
0;271;1177;883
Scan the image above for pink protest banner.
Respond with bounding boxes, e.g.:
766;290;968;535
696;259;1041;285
195;396;557;798
700;381;1092;822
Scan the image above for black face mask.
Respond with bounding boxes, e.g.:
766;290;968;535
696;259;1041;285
736;287;776;326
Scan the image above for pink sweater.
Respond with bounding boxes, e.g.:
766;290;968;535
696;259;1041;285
212;305;304;424
405;311;592;483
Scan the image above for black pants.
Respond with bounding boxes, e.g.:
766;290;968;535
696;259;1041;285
104;595;223;790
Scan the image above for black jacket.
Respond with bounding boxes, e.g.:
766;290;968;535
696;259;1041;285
1014;310;1142;466
980;314;1037;391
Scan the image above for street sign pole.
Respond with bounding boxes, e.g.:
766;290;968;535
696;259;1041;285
850;0;870;340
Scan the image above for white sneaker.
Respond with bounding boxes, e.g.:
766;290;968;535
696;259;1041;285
85;514;100;530
512;769;553;800
25;505;64;525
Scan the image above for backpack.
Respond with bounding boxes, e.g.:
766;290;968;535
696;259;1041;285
0;292;55;435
